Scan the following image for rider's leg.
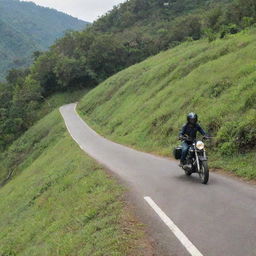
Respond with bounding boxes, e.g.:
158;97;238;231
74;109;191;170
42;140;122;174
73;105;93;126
180;142;189;165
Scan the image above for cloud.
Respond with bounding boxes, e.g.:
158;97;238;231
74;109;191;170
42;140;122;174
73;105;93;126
21;0;126;22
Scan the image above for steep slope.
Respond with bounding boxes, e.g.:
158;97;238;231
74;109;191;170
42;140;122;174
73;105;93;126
0;109;151;255
0;90;88;180
78;28;256;179
0;0;88;80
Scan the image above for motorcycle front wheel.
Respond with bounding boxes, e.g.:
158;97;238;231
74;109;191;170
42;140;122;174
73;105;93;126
185;169;192;176
199;161;209;184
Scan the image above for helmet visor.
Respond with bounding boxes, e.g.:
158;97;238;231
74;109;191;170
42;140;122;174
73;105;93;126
189;118;197;124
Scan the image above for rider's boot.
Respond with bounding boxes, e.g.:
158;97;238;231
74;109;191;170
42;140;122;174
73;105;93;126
179;160;185;168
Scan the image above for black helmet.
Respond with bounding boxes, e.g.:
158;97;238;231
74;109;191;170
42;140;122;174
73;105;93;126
187;112;198;124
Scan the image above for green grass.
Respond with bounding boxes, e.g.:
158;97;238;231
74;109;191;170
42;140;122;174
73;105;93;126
0;90;87;184
78;28;256;180
0;110;149;256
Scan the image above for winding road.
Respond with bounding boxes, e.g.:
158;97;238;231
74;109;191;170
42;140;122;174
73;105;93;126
60;103;256;256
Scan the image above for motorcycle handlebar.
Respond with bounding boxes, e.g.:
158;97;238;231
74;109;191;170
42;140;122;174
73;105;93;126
179;135;213;141
179;135;193;142
203;136;214;140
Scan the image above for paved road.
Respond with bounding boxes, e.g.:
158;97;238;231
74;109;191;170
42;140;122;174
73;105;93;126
60;103;256;256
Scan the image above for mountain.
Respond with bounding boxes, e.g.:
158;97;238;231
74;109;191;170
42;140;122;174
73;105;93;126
0;0;88;80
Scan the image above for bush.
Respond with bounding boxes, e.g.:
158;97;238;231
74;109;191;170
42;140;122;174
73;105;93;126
220;24;239;38
204;28;217;42
216;110;256;154
242;17;255;28
235;110;256;151
207;79;232;98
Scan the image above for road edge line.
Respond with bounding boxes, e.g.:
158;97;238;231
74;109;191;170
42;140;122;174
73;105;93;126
144;196;204;256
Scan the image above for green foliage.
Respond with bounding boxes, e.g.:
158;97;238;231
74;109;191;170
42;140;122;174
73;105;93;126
78;28;256;179
206;7;224;32
207;79;233;98
220;24;240;38
0;75;42;148
54;56;86;89
0;110;147;255
0;0;87;80
31;52;58;95
205;29;218;42
0;75;86;150
241;16;255;28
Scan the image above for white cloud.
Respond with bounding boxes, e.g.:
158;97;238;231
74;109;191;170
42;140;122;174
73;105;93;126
21;0;126;22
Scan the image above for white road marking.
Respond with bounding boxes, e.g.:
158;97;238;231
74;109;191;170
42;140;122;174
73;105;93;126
144;196;204;256
60;107;82;148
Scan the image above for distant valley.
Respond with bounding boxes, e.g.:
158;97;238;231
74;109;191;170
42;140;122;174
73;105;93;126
0;0;88;80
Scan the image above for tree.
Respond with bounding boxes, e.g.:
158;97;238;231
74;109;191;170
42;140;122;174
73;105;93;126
171;15;202;42
206;7;224;32
54;56;96;90
6;68;29;85
86;34;128;81
31;52;58;96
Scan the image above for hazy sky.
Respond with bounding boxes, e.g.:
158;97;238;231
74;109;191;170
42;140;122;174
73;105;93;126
21;0;126;22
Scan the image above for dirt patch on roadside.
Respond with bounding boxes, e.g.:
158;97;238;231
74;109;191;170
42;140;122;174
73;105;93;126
103;168;156;256
120;198;156;256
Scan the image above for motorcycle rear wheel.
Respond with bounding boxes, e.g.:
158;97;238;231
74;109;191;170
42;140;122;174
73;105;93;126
199;161;209;184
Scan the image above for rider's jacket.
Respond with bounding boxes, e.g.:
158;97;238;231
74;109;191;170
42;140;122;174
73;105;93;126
179;123;206;144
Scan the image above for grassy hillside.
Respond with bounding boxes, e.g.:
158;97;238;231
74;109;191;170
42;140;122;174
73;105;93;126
0;109;151;255
0;90;88;181
78;28;256;180
0;0;88;80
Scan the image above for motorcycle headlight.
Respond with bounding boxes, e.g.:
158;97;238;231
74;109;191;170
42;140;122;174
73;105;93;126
196;141;205;150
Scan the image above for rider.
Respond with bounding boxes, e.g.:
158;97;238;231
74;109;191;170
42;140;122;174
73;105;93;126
179;113;207;167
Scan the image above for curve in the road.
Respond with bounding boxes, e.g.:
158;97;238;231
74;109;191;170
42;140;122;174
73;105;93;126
60;103;256;256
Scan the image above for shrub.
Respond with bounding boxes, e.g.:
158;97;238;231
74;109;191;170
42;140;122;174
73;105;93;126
204;28;217;42
235;110;256;151
207;79;233;98
241;16;255;28
220;24;239;38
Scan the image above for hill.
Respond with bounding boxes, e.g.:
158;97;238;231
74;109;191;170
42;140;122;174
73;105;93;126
78;28;256;180
0;0;88;80
0;108;151;255
1;0;256;174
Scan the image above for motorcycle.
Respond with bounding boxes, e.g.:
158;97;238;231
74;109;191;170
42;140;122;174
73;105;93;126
174;135;211;184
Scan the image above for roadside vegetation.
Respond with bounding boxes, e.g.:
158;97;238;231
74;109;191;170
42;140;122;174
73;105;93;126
78;28;256;180
0;110;151;256
0;76;87;150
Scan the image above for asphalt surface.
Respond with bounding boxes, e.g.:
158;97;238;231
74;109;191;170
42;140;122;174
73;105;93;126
60;103;256;256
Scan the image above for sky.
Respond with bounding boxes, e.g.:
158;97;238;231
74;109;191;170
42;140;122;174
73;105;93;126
21;0;126;22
